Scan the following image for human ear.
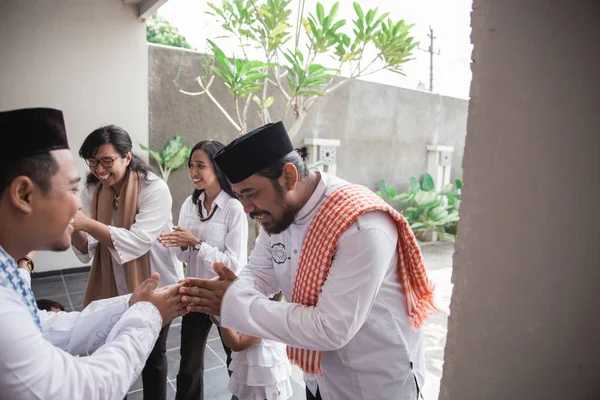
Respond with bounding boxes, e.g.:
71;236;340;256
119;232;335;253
7;176;36;214
281;163;299;191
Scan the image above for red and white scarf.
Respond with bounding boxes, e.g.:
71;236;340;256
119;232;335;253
286;184;437;375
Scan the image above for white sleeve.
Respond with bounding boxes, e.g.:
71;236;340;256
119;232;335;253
109;178;173;264
0;286;161;400
72;186;98;263
233;228;281;296
220;211;397;351
40;294;133;355
196;202;248;275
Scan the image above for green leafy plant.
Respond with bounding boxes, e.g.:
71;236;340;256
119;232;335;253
139;135;191;182
179;1;418;138
378;174;462;242
146;14;193;49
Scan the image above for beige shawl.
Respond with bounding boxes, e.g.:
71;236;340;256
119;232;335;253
83;170;150;307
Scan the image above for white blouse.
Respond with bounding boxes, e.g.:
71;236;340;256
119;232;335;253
74;172;184;295
176;190;248;279
0;269;162;400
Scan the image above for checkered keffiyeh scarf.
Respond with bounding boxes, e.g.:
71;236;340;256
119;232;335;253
287;184;437;375
0;246;41;330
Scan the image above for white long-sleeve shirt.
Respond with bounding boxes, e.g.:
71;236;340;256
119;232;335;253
176;190;248;278
0;269;162;400
220;172;426;400
73;172;184;294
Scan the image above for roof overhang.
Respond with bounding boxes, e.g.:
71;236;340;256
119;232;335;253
122;0;170;21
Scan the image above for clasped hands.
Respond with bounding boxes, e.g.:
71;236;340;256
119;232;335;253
129;262;236;325
179;262;237;315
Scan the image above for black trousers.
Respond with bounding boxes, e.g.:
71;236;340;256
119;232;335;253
306;387;322;400
126;322;170;400
175;312;233;400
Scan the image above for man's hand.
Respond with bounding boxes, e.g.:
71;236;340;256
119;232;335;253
178;262;238;315
158;226;198;248
130;273;188;326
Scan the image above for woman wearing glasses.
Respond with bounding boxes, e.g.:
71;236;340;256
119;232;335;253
71;125;184;400
158;140;248;400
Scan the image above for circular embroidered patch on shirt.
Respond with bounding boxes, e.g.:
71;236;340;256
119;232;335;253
271;243;287;264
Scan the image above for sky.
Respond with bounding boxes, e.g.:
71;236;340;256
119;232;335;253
157;0;473;99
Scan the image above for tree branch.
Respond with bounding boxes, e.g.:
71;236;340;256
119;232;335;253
242;94;253;131
305;77;352;110
235;97;245;133
274;66;291;101
180;75;242;133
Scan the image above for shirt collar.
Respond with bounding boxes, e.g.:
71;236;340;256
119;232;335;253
199;189;229;210
0;245;16;268
294;171;329;224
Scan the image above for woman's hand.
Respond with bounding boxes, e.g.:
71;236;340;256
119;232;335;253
71;210;92;232
158;226;199;249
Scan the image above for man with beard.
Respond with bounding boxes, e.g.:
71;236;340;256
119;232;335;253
0;108;187;399
178;121;437;400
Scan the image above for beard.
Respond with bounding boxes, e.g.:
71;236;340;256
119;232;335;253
250;180;301;234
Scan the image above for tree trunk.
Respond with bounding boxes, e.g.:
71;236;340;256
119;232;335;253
288;108;309;140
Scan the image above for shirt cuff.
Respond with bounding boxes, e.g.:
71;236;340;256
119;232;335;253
220;278;248;331
107;226;126;264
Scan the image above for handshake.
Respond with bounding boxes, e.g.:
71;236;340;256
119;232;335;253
128;262;238;326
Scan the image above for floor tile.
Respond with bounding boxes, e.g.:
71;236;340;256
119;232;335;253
167;380;176;400
69;291;86;309
166;323;181;351
208;325;219;340
31;276;66;298
207;340;228;365
129;373;143;392
125;388;143;399
166;348;182;380
203;366;232;400
63;272;89;293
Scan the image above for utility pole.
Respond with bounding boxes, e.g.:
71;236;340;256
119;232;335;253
419;26;441;92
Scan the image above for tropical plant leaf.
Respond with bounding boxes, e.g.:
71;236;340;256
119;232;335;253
353;2;364;20
438;232;455;242
263;96;275;108
422;173;435;191
139;143;164;166
161;134;183;162
165;145;191;170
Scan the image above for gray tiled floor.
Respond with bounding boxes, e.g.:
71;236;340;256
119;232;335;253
30;271;306;399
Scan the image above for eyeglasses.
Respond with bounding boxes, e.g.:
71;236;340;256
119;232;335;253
85;156;120;168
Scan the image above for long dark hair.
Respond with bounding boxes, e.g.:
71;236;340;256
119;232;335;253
189;140;236;206
79;125;152;188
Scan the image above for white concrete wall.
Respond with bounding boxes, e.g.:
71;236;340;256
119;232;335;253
440;0;600;399
0;0;149;272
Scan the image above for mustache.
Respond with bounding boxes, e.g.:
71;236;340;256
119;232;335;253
249;211;270;219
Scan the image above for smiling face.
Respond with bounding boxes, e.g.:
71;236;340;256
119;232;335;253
33;150;82;251
188;148;220;192
86;143;131;188
232;173;301;234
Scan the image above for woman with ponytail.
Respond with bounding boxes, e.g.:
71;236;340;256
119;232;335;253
158;140;248;400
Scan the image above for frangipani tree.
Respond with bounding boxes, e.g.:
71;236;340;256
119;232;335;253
179;0;418;138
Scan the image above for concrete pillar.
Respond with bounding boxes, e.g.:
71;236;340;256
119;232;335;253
440;0;600;399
